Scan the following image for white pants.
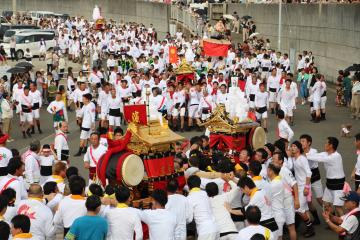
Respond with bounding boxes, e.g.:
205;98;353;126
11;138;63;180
313;99;321;111
280;105;293;117
274;218;285;237
323;188;344;206
284;197;295;225
255;111;268;120
296;185;309;213
20;112;33;123
80;129;91;140
188;104;200;118
108;115;121;127
311;180;324;199
172;107;186;117
321;96;327;109
32;109;40;119
269;91;277;103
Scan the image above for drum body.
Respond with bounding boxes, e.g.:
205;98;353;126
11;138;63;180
99;151;144;187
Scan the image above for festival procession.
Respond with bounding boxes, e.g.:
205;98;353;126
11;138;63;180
0;2;360;240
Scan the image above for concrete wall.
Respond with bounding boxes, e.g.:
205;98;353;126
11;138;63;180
0;0;170;37
226;3;360;82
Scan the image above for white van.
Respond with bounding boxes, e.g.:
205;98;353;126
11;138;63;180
3;31;56;59
28;11;55;21
3;29;55;43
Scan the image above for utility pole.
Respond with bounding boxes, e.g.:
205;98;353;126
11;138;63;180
278;0;282;51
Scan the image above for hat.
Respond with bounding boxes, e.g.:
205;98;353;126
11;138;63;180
340;191;360;203
0;134;9;144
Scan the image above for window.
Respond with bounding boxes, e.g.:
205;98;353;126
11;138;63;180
19;35;35;43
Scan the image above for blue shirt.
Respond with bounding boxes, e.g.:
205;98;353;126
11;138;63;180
65;215;108;240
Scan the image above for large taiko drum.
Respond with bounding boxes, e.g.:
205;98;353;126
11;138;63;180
98;151;144;187
247;126;266;150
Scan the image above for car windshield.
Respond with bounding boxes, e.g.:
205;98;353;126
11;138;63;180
4;30;15;37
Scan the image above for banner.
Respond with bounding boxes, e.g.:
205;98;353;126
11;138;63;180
203;39;231;57
123;104;147;125
169;46;178;64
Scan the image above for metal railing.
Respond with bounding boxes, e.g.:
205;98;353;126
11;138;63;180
170;5;204;37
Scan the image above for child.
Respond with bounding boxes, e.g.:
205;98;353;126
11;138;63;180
39;144;57;184
47;80;58;103
24;48;32;64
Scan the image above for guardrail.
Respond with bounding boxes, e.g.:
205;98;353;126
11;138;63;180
170;5;204;37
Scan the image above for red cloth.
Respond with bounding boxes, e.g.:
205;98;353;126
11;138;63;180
203;40;230;57
176;73;195;82
238;80;246;92
89;167;96;180
144;156;174;178
97;131;132;186
141;223;149;240
210;134;246;152
223;182;231;192
123;104;147;125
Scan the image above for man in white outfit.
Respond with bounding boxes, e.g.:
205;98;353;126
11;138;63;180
166;179;193;240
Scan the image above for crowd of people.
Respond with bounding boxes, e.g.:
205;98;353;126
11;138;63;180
0;8;359;240
0;121;359;240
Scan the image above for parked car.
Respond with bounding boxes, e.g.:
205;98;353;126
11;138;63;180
3;29;56;43
53;13;70;21
0;24;39;41
3;31;56;59
28;11;55;21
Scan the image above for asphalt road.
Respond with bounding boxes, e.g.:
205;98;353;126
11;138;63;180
5;59;360;240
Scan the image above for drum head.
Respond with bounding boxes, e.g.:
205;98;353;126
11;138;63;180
251;127;266;150
122;154;145;186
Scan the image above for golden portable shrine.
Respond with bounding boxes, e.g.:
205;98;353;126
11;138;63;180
175;58;196;83
97;106;185;208
199;105;266;162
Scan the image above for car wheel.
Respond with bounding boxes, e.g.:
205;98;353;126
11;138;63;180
16;50;24;59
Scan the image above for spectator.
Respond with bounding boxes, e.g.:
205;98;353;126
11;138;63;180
1;93;14;142
343;71;352;107
9;37;17;61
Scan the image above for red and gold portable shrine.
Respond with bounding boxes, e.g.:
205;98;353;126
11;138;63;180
97;105;185;204
199;105;266;163
175;58;196;83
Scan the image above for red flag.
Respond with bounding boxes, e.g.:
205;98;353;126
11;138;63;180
203;39;230;57
169;46;178;64
123;104;147;125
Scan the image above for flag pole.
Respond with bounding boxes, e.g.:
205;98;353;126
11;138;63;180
146;89;151;135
